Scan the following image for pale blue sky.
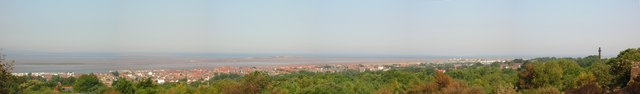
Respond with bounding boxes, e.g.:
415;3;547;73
0;0;639;57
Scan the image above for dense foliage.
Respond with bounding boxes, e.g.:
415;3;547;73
1;48;640;94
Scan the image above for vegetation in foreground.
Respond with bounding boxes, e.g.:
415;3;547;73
1;48;640;94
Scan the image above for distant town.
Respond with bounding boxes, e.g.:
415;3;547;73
12;58;514;86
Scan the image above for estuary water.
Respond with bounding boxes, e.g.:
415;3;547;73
11;55;428;73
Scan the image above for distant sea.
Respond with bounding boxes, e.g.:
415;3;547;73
8;53;434;73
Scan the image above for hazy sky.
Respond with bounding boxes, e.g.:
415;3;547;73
0;0;639;57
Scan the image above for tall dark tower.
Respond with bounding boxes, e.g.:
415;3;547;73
598;47;602;58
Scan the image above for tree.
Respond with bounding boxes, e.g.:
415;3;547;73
588;62;613;90
518;62;536;89
375;80;402;94
113;79;135;94
193;85;215;94
0;52;16;94
519;61;564;90
495;84;518;94
61;76;76;86
111;71;120;77
538;61;564;89
382;70;420;85
406;80;438;93
490;62;502;67
472;62;484;67
18;80;49;93
564;83;603;94
573;72;596;88
406;72;483;94
523;87;562;94
241;71;271;93
434;72;453;89
577;55;602;67
511;59;527;64
609;48;640;88
563;70;604;93
557;60;583;90
165;83;191;94
135;78;157;94
209;73;242;81
73;73;105;93
211;79;243;94
137;78;156;88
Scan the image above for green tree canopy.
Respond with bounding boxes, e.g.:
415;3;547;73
73;73;105;93
241;71;271;93
0;53;16;94
113;79;135;94
609;48;640;88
